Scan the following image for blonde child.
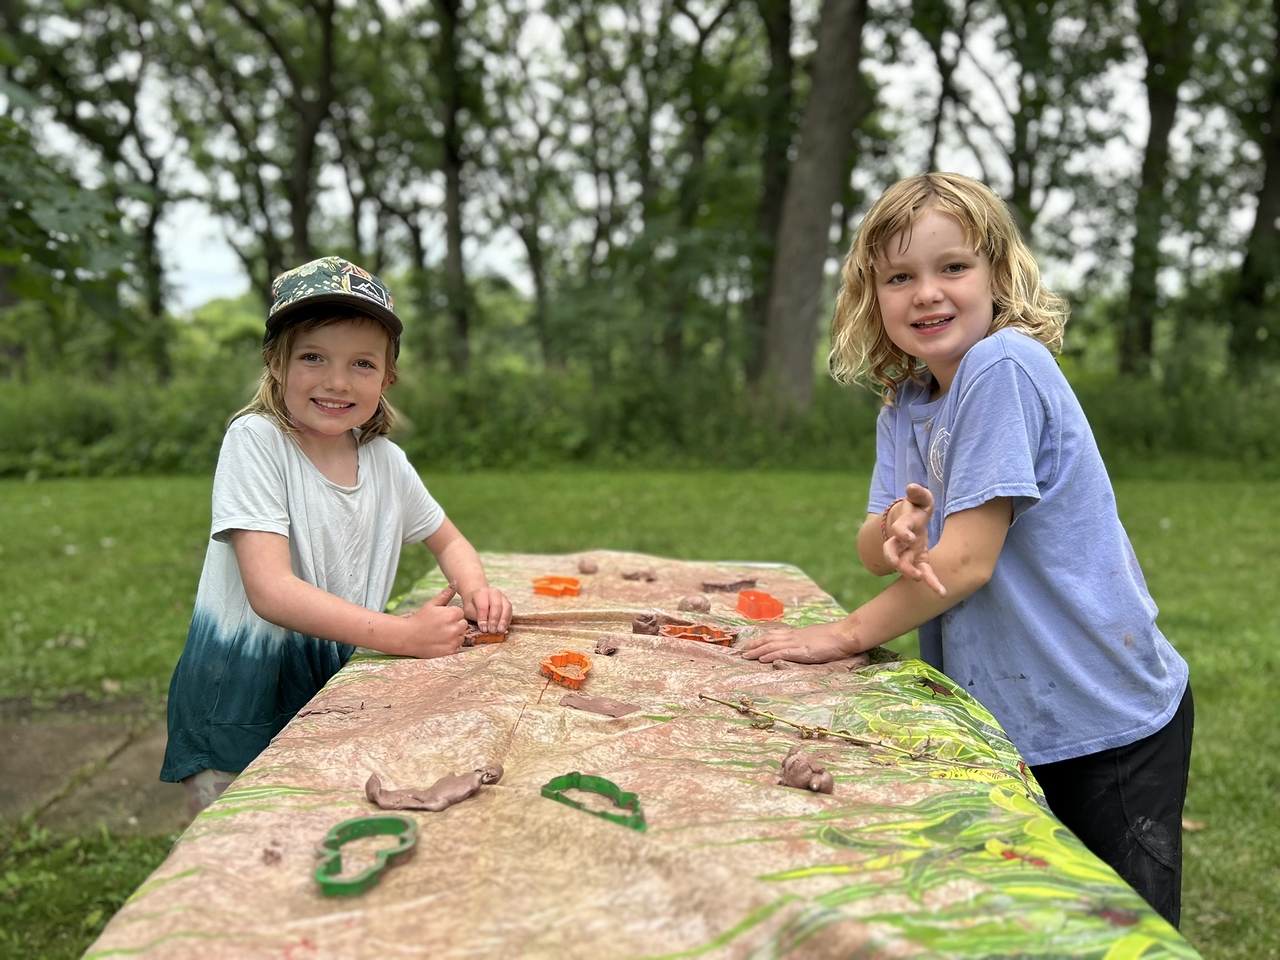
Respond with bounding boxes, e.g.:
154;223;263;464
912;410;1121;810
161;256;511;815
744;173;1192;927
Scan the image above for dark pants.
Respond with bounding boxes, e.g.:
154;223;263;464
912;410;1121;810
1031;684;1194;928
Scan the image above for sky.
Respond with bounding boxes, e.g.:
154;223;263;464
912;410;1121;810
160;199;250;312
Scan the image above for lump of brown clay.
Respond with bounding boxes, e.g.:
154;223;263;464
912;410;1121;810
578;558;599;575
777;745;834;794
701;578;756;592
621;567;658;582
676;594;711;613
365;765;504;812
560;693;640;717
595;636;622;656
632;613;660;635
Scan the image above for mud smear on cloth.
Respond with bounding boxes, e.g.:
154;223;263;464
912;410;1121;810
559;694;641;718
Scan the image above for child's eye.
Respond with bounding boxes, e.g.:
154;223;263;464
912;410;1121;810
884;273;910;285
943;263;968;274
298;353;322;362
355;359;377;370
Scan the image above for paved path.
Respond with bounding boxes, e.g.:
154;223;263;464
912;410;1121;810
1;711;190;836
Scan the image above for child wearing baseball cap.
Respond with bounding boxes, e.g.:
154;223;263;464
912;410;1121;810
160;256;512;815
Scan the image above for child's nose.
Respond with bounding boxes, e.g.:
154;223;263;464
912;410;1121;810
913;278;942;304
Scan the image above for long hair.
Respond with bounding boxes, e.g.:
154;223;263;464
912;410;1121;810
829;172;1070;403
235;313;399;443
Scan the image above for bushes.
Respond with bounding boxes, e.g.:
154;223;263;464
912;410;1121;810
0;367;254;479
4;356;1280;477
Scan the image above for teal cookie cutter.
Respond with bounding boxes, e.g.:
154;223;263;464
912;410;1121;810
540;771;647;832
314;814;417;896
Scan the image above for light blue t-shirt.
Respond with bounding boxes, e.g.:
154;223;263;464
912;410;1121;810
161;414;445;782
869;329;1188;765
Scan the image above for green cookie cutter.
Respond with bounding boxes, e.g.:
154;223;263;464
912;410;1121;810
541;771;647;832
314;814;418;896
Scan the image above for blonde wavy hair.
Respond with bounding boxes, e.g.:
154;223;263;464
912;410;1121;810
235;312;399;443
829;172;1070;402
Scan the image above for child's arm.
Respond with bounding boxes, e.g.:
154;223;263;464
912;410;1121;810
231;530;468;658
744;496;1012;663
423;519;512;635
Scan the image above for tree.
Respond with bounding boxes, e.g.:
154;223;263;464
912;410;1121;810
1121;0;1200;375
1;0;175;374
0;115;136;376
762;0;870;409
1231;0;1280;365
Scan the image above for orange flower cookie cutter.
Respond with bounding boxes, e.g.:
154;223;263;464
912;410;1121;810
532;576;581;598
657;624;739;646
540;650;593;690
737;589;784;621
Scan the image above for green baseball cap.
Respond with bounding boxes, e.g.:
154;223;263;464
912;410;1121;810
266;256;403;356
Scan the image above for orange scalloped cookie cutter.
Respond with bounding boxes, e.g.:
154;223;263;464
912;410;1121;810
533;576;581;598
540;650;593;690
737;589;784;620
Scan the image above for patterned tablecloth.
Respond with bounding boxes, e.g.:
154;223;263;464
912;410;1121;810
87;551;1200;959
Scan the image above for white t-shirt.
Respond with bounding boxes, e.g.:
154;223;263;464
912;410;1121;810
161;414;445;781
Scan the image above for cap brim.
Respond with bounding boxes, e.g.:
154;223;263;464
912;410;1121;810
266;294;403;340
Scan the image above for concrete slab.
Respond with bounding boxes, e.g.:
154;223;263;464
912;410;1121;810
41;721;190;836
0;717;131;822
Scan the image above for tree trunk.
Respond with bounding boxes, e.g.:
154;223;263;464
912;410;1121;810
761;0;868;410
435;0;471;371
1121;0;1197;376
1233;0;1280;364
745;0;794;384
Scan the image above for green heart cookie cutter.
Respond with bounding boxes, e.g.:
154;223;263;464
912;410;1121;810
314;814;418;896
541;771;647;832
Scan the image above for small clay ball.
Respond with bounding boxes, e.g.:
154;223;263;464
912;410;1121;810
578;558;599;575
677;594;711;613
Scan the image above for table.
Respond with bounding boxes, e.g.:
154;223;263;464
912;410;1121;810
86;551;1200;959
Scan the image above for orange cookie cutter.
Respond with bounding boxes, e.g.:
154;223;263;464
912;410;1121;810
657;624;738;646
533;576;581;598
737;589;784;621
540;650;593;690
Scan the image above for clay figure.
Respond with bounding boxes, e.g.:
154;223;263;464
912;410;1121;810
595;636;622;656
777;745;834;794
366;765;504;812
578;558;599;575
632;613;661;635
621;567;658;582
677;594;712;613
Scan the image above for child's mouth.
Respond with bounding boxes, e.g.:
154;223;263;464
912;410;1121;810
913;316;953;330
313;399;355;410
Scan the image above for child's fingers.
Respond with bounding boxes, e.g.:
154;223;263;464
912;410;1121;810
918;560;947;597
426;582;458;606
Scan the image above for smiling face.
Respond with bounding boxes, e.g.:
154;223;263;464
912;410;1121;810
874;208;994;397
270;317;392;445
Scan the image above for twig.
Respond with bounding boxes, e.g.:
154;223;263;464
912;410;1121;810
697;693;917;757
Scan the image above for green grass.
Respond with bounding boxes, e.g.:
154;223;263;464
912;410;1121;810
1;471;1277;959
0;820;172;958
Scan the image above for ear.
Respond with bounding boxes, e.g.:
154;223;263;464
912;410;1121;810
269;354;284;384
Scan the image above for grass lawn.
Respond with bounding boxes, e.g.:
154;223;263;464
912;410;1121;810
1;471;1277;959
